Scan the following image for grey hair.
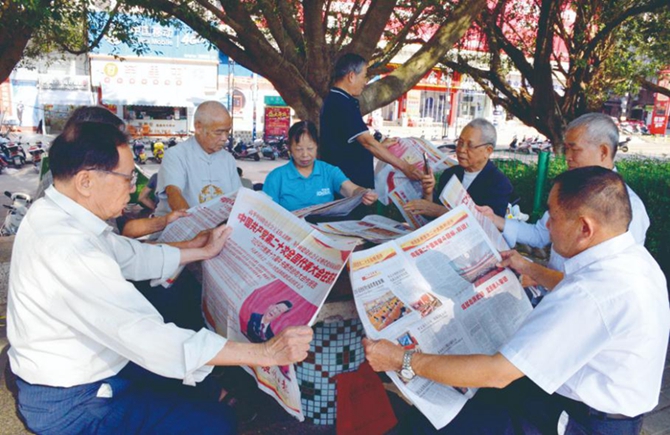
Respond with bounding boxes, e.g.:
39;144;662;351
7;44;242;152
332;53;367;83
465;118;497;148
566;113;619;156
194;101;229;125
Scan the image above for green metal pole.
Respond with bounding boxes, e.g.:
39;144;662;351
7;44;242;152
532;151;551;221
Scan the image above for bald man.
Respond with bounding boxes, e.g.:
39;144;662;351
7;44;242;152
365;167;668;434
156;101;242;216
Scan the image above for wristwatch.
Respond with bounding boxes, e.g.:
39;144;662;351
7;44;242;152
400;350;416;381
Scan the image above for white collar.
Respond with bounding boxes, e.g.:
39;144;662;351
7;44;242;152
45;185;111;236
563;232;635;276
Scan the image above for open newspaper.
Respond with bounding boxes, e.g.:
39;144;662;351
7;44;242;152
437;176;509;252
316;215;411;244
198;188;359;420
349;204;532;429
374;137;456;228
291;191;364;218
152;192;238;287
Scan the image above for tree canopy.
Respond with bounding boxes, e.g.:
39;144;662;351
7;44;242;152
126;0;486;122
441;0;670;149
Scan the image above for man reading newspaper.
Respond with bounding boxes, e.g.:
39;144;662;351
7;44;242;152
364;167;669;434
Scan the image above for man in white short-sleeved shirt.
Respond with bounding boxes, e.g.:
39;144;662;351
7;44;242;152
8;122;312;435
363;167;669;434
156;101;242;217
480;113;650;290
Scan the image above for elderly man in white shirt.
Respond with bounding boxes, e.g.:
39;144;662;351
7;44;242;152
7;122;312;435
479;112;650;291
155;101;242;217
364;166;669;434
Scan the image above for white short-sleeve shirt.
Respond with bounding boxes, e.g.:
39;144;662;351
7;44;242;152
8;186;227;387
502;183;649;272
155;136;241;216
500;232;669;416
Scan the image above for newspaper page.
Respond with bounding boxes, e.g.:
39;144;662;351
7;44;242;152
291;191;364;218
388;179;430;229
151;192;238;287
375;137;456;205
437;176;509;252
316;215;411;244
201;188;358;420
349;204;532;429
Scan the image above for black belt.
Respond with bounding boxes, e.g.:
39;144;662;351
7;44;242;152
559;395;638;421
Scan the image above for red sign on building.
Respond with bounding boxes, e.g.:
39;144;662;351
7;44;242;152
649;69;670;135
264;106;291;139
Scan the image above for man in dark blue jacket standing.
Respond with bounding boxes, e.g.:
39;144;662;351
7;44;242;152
320;53;423;189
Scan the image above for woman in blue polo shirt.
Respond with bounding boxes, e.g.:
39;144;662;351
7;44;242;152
263;120;377;211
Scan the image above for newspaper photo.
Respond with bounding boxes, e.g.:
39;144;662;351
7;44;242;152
200;188;359;420
437;176;509;252
349;204;532;429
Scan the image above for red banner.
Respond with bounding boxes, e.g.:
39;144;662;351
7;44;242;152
264;106;291;139
650;69;670;135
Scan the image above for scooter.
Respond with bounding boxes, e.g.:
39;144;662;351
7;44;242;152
0;153;9;174
28;141;45;172
618;137;631;153
166;137;179;148
259;137;280;160
2;139;27;168
232;140;260;161
152;140;165;163
1;191;32;236
133;139;148;164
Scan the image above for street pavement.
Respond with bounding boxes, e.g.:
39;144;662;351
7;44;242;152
0;125;669;434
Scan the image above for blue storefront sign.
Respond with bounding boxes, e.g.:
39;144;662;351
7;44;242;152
92;14;219;61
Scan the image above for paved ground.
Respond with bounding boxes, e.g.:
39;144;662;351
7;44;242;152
1;124;669;434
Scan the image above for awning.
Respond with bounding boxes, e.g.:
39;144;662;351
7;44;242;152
39;89;95;106
101;84;214;108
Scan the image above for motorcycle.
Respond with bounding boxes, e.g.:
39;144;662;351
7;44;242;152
152;140;165;163
531;139;552;153
28;141;45;172
618;137;631;153
260;137;281;160
232;140;260;161
1;139;27;168
166;137;179;148
0;153;9;174
1;191;32;236
133;139;148;164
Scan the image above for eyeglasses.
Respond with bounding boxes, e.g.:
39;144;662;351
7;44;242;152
456;138;492;151
95;170;138;188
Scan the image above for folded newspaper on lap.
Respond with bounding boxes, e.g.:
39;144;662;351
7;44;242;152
350;205;532;429
201;188;359;420
151;192;238;288
292;191;364;218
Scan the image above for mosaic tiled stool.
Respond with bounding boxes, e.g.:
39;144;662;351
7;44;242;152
296;317;366;425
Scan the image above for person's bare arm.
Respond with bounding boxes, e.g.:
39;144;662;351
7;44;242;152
138;185;156;211
166;185;190;212
122;211;188;239
339;180;378;205
403;199;448;218
497;250;564;291
476;205;506;231
363;338;523;389
208;326;313;367
356;132;423;181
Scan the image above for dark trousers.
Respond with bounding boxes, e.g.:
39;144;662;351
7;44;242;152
133;268;205;332
407;378;643;435
15;363;236;435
